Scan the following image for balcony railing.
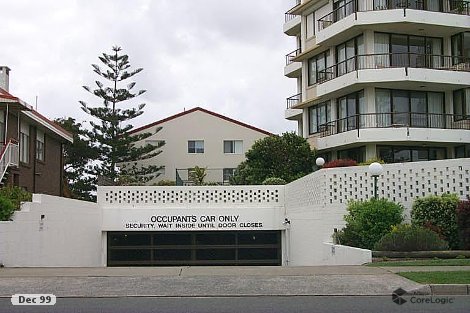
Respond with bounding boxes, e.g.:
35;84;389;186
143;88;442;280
318;112;470;137
318;0;470;31
286;93;302;109
317;53;470;84
285;48;301;65
285;0;302;22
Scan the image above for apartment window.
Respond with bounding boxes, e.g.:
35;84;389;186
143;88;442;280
378;146;446;163
374;33;442;68
308;101;331;134
223;140;243;154
20;122;30;164
452;32;470;64
188;140;204;154
453;89;470;121
308;50;330;85
337;146;366;163
337;90;365;132
336;35;364;76
36;129;45;162
306;12;315;38
375;89;445;127
455;145;470;158
223;168;236;183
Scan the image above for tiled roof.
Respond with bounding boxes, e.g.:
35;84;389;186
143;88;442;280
0;88;72;142
129;107;273;136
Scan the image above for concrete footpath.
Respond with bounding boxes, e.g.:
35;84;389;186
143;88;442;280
0;266;468;297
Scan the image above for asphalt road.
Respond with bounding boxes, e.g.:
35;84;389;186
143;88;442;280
1;296;470;313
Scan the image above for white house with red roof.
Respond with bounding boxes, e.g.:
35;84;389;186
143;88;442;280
128;107;272;185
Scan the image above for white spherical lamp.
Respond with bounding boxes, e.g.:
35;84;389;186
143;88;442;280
316;157;325;167
368;162;383;177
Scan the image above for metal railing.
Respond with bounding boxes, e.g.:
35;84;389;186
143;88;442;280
286;93;302;109
285;48;301;65
0;139;19;183
285;0;302;22
318;0;470;31
318;112;470;137
317;53;470;84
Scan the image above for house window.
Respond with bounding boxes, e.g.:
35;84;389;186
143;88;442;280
188;140;204;154
375;89;445;127
223;168;236;183
453;89;470;121
308;101;331;134
0;111;4;143
308;50;330;85
20;122;30;164
378;146;446;163
223;140;243;154
36;129;45;162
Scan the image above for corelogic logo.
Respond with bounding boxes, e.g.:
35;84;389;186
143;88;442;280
392;288;407;305
392;287;456;306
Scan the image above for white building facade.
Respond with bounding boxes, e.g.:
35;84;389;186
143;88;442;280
284;0;470;163
128;107;271;185
1;158;468;267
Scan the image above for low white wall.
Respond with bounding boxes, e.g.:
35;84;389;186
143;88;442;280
284;158;470;266
321;243;371;266
0;194;101;267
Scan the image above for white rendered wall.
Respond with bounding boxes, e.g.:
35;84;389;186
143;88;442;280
0;194;101;267
284;158;470;266
130;109;269;184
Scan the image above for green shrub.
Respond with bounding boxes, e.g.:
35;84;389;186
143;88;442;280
456;197;470;250
0;195;16;221
262;177;287;185
337;198;404;249
374;224;448;251
155;179;176;186
411;193;460;249
358;158;385;166
0;186;32;209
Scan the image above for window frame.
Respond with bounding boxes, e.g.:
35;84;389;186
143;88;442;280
377;145;447;163
453;88;470;121
188;140;204;154
308;101;331;134
36;129;45;162
308;50;330;86
223;140;243;154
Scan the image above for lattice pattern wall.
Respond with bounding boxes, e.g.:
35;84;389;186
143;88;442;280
98;186;283;208
285;158;470;212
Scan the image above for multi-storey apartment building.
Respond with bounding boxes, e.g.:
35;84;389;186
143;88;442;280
284;0;470;163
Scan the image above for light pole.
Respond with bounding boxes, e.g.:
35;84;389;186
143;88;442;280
368;162;383;199
316;157;325;168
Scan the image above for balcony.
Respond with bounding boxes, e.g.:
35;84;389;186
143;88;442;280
285;48;302;77
318;0;470;32
317;53;470;84
284;0;302;35
286;93;302;109
318;112;470;138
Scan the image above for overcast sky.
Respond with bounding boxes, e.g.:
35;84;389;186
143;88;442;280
1;0;297;134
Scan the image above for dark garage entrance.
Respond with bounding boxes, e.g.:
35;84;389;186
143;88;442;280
107;231;282;266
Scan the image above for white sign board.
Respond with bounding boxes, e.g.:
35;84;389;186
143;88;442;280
102;208;284;231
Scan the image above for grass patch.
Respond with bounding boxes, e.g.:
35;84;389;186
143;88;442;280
398;271;470;284
368;258;470;267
